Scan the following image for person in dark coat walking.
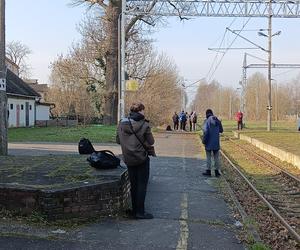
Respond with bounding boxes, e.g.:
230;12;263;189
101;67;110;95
191;111;197;131
202;109;223;177
172;112;179;130
116;102;155;219
189;112;193;131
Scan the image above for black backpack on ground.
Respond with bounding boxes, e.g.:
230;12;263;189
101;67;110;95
78;138;95;154
87;150;120;169
166;125;172;131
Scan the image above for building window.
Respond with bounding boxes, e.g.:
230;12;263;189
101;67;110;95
21;104;24;110
10;104;13;110
29;105;32;110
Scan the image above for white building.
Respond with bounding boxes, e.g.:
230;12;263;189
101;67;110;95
6;69;52;128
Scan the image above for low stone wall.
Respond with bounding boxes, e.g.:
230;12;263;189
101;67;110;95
35;119;78;127
0;170;130;220
233;131;300;169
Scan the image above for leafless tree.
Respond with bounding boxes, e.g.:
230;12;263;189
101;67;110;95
70;0;183;125
6;40;32;78
48;43;104;122
125;53;182;125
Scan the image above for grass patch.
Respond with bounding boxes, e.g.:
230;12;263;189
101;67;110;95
8;125;117;143
220;120;300;156
250;242;271;250
221;141;280;193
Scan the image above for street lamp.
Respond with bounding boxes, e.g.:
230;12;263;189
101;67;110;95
271;79;278;121
257;27;281;131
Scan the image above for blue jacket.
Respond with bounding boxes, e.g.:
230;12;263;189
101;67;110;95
202;115;223;151
179;112;187;122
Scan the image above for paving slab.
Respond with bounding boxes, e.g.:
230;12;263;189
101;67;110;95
188;223;243;250
1;132;245;250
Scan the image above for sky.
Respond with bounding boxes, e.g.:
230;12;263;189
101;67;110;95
6;0;300;104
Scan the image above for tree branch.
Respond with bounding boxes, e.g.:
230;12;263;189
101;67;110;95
125;0;158;39
167;0;190;21
70;0;108;10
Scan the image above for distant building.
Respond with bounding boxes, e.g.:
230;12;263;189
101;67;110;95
5;57;19;76
24;79;49;102
6;69;52;128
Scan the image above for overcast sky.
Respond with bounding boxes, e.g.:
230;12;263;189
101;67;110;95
6;0;300;103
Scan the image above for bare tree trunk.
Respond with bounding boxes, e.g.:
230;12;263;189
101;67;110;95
103;3;120;125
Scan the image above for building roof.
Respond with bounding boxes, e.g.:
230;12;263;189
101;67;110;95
28;83;48;93
6;69;41;98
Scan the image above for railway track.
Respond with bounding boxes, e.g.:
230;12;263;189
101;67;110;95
225;137;300;182
221;138;300;244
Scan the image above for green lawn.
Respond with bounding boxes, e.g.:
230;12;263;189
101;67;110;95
221;120;300;156
8;125;117;143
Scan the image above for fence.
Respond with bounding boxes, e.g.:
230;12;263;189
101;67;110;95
35;119;78;127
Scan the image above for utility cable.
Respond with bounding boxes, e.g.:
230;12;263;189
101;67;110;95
245;53;268;63
273;68;300;77
205;17;237;81
207;17;252;82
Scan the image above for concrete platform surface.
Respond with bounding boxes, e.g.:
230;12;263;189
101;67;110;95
1;132;245;250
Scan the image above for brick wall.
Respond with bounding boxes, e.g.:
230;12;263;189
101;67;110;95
0;171;130;220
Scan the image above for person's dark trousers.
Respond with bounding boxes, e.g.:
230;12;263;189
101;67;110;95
238;121;243;130
180;121;183;130
189;121;192;131
192;123;196;131
183;122;186;131
174;122;178;130
127;158;150;215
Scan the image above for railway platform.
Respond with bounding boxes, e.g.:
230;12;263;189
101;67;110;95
0;132;244;250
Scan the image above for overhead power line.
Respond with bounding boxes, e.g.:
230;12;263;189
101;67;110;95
206;17;252;82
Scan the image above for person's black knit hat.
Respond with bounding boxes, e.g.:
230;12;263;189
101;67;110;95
206;109;213;118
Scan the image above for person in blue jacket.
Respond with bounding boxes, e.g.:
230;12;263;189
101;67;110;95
202;109;223;177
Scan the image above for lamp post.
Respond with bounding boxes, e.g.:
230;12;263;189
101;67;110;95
271;79;278;121
181;83;186;111
117;0;126;121
257;0;281;131
0;0;7;156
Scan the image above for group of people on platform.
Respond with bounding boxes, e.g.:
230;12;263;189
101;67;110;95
172;111;198;131
116;102;232;219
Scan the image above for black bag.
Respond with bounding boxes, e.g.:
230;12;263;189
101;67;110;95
87;150;120;169
78;138;95;154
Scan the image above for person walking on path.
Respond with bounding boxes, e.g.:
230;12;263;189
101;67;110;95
191;111;197;131
202;109;223;177
298;114;300;132
117;102;155;219
188;112;193;131
235;110;243;130
172;112;179;130
179;111;187;131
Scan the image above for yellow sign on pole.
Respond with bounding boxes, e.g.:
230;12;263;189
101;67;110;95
126;80;139;91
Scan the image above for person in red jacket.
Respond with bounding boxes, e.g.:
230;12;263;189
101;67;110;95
235;111;243;130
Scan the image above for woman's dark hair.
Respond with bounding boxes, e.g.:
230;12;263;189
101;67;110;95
130;102;145;113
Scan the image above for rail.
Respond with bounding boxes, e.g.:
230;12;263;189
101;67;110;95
220;150;300;243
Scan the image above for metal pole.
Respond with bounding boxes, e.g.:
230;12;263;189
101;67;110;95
267;0;272;131
242;54;247;127
117;13;121;122
120;0;126;119
0;0;7;156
